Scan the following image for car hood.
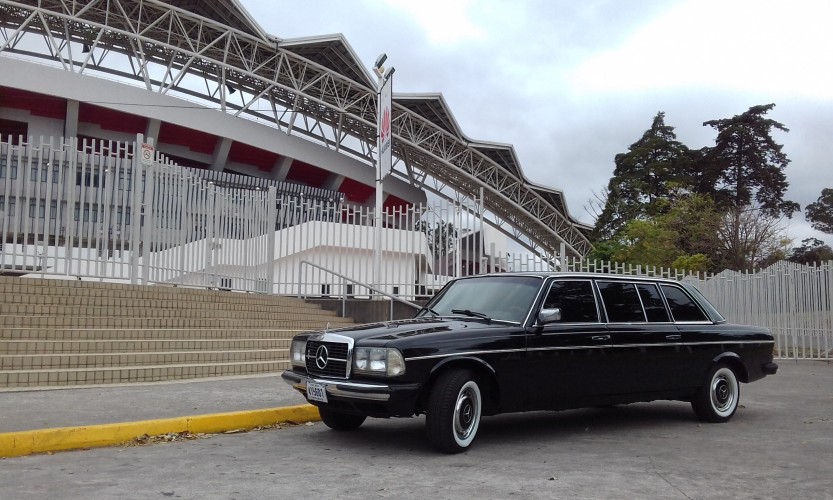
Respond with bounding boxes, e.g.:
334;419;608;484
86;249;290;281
313;316;511;344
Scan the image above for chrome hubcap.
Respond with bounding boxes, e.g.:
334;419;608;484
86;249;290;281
711;372;735;413
454;384;480;441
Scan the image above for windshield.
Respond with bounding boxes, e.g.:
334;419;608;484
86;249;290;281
419;275;543;324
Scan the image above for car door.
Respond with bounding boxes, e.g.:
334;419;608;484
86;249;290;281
524;279;612;410
660;283;718;388
597;280;681;395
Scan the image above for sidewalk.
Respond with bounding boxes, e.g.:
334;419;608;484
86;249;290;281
0;373;319;457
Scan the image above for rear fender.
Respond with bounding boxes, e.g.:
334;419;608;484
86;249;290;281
712;352;750;383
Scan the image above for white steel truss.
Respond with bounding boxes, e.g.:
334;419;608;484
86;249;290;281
0;0;593;257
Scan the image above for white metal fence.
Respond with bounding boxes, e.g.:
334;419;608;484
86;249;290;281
0;135;521;296
1;136;830;360
685;262;832;361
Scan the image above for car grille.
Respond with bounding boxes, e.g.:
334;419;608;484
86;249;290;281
305;340;349;379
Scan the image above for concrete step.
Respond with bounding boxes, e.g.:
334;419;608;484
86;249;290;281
0;328;307;341
0;303;343;320
0;290;330;311
0;278;305;305
0;360;291;388
0;348;289;370
0;338;292;354
0;315;353;329
0;276;355;388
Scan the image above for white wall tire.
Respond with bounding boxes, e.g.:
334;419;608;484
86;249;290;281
692;364;740;423
427;370;482;453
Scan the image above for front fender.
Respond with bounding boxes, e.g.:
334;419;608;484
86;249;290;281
428;355;497;377
417;356;500;415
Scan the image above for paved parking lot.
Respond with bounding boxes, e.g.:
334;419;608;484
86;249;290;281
1;361;831;499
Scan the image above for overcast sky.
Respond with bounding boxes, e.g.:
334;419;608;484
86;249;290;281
244;0;832;247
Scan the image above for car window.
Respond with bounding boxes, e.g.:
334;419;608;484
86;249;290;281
543;280;599;322
636;283;671;322
597;281;645;323
661;284;710;322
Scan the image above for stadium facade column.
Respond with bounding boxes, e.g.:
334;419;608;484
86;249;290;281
145;119;161;145
271;157;292;182
210;137;233;171
64;100;79;138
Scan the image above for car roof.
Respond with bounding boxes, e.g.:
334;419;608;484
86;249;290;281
464;272;684;285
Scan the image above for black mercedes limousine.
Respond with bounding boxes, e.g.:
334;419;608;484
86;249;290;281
281;273;778;453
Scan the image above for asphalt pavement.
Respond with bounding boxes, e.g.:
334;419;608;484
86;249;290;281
0;360;831;499
1;360;831;462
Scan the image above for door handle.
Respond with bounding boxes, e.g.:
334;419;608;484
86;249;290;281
591;335;610;341
666;334;682;341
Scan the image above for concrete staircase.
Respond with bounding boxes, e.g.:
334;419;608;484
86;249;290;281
0;277;354;389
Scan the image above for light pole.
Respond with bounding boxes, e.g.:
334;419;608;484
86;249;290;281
372;54;394;297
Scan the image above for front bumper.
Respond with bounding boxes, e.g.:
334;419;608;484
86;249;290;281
280;370;422;417
762;362;779;375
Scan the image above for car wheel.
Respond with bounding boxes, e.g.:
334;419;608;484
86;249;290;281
426;369;482;454
318;407;367;431
691;363;740;423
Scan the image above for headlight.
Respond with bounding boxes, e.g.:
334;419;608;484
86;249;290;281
352;347;405;376
290;338;307;369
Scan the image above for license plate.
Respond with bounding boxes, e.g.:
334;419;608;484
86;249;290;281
306;381;328;403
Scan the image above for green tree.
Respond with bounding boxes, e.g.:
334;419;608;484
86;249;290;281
702;104;800;217
613;219;679;268
671;254;712;273
609;195;721;271
660;194;721;259
788;238;833;265
594;112;692;239
805;188;833;234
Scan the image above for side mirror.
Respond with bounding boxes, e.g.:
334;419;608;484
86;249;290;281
538;308;562;325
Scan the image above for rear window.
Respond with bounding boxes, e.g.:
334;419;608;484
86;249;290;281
661;285;710;322
636;283;671;322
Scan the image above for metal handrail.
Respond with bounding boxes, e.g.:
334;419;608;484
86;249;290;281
298;260;421;320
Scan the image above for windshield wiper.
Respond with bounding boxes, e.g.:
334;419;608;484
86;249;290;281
451;309;492;324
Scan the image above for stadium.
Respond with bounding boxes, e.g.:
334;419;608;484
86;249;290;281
0;0;592;296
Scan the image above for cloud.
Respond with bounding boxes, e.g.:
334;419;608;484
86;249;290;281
377;0;487;45
568;0;833;100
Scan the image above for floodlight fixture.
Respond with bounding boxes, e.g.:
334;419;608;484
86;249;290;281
374;53;387;70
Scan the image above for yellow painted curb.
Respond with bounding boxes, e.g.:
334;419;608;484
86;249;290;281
0;404;320;458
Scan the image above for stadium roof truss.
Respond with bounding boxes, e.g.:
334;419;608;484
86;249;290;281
0;0;593;258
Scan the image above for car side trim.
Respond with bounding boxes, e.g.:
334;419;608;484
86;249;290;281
405;340;774;361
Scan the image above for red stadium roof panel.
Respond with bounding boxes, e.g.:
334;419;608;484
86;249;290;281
383;195;411;213
285;160;331;189
78;103;147;135
158;122;218;155
337;177;374;204
0;86;65;120
227;141;278;172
